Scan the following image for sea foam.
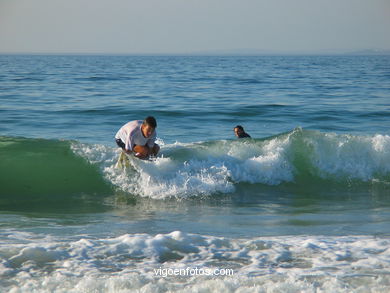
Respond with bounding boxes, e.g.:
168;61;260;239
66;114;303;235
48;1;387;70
71;128;390;199
1;230;390;292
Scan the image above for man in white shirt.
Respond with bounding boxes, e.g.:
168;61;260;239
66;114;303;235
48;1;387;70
115;116;160;159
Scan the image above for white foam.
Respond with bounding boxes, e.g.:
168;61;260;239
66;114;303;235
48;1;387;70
304;132;390;181
70;130;390;199
226;133;294;184
1;231;390;292
71;134;295;198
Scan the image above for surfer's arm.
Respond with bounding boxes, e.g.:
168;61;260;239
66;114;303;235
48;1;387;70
124;130;136;154
146;132;157;148
147;140;159;156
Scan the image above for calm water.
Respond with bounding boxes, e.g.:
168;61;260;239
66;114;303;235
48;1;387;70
1;55;390;292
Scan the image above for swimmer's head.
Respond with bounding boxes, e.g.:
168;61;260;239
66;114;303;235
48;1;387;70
142;116;157;138
234;125;244;137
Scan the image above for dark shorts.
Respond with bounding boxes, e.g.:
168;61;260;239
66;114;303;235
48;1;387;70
115;138;126;150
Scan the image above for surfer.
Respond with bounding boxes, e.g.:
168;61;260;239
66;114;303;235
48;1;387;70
234;125;251;138
115;116;160;160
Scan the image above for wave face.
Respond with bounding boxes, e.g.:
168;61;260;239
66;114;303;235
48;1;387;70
0;136;112;209
75;128;390;199
2;129;390;202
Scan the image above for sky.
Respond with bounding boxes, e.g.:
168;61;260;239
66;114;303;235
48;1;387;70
0;0;389;54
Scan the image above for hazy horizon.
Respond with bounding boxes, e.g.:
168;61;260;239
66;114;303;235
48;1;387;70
1;48;389;56
1;0;389;54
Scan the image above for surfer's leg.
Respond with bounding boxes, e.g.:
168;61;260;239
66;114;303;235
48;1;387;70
115;139;126;150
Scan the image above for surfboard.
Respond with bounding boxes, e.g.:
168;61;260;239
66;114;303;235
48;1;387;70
115;151;130;169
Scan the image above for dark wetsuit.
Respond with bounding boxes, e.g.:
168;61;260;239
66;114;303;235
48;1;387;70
238;132;251;138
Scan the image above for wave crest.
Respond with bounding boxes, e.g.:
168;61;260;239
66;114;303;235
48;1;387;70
73;128;390;199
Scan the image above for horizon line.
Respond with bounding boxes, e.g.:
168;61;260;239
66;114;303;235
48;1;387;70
1;48;390;56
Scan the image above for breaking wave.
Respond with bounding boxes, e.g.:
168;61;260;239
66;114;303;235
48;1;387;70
1;128;390;201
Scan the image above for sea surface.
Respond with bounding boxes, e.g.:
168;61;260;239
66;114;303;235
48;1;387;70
0;54;390;292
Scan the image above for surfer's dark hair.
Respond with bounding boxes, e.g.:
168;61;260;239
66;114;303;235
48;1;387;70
235;125;244;131
144;116;157;128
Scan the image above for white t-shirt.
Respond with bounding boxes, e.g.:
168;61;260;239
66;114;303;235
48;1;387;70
115;120;157;151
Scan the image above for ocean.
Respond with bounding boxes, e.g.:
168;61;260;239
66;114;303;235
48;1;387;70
0;54;390;292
